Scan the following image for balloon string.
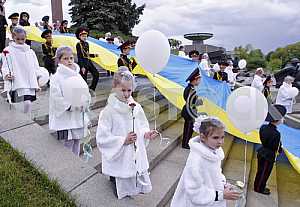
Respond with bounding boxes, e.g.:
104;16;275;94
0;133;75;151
243;139;247;186
152;73;157;130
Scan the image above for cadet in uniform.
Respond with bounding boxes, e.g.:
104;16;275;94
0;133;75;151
75;27;99;93
19;12;31;46
117;40;137;72
8;12;19;33
213;61;229;82
59;20;69;33
181;68;202;149
254;104;286;195
42;16;52;30
41;29;56;76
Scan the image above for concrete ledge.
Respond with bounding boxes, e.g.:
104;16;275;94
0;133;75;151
0;98;34;133
0;123;97;192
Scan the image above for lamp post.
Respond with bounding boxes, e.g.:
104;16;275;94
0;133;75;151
51;0;63;23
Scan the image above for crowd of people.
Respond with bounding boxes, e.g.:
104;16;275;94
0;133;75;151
0;6;299;206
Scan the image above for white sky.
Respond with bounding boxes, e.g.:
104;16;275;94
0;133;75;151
4;0;300;53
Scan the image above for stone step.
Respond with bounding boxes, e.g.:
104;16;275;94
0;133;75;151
34;85;163;126
222;139;254;207
80;104;182;161
277;161;300;207
153;133;235;206
245;151;279;207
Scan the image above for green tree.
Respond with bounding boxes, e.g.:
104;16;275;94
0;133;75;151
267;58;282;72
69;0;145;35
168;38;182;49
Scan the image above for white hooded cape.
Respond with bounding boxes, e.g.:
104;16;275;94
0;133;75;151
2;42;40;93
49;63;90;132
171;136;226;207
96;94;152;198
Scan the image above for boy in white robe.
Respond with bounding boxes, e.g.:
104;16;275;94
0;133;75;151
49;46;90;156
171;116;240;207
1;26;40;114
96;67;158;199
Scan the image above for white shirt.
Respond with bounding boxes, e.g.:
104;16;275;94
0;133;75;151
251;75;264;92
275;82;295;113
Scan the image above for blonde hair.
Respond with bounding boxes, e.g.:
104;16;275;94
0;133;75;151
112;66;136;90
55;46;73;64
194;116;225;138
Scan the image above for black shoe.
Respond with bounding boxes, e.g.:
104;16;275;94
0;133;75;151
182;145;190;149
255;189;271;195
265;188;270;193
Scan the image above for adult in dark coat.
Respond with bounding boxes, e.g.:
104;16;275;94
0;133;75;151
181;68;203;149
254;104;287;195
0;5;7;52
75;27;99;92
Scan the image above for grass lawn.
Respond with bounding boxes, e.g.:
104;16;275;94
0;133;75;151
0;138;77;207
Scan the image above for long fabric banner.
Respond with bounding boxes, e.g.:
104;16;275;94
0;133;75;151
24;26;300;174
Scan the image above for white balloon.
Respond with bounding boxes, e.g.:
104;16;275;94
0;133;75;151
226;86;268;134
62;76;90;107
37;67;49;87
135;30;170;74
288;87;299;98
238;59;247;69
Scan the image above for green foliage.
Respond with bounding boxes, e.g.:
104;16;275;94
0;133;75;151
69;0;145;35
269;42;300;66
234;45;267;70
168;38;182;49
267;58;282;72
0;138;76;207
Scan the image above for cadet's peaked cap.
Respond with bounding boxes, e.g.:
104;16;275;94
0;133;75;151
41;29;52;39
20;12;30;19
188;50;199;58
42;16;50;22
186;68;201;82
8;13;19;19
117;40;131;50
75;27;89;39
265;104;287;122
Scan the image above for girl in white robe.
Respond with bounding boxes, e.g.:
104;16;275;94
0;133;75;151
1;26;40;114
49;46;90;156
171;116;240;207
96;67;158;199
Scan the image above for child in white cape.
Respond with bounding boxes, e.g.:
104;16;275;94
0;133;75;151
1;26;40;114
171;116;240;207
96;67;158;199
49;46;90;156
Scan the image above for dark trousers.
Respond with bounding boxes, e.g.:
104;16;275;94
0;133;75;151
0;30;6;52
254;154;274;192
182;119;194;148
80;59;99;91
